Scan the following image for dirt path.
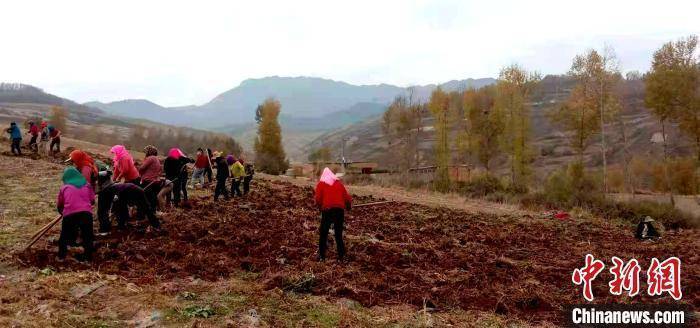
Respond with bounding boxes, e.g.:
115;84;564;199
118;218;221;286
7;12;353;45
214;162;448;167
262;174;529;216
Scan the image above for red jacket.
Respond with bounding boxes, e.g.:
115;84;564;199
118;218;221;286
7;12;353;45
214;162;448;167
314;180;352;211
194;154;210;169
113;156;140;182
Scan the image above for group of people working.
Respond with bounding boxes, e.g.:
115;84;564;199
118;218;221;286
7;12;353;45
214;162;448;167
54;145;254;261
5;121;61;156
46;140;351;263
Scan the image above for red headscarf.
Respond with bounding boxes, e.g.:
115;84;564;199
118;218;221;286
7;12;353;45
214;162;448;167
69;150;98;175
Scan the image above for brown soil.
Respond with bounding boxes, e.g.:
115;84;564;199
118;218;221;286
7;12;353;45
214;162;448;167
14;179;700;324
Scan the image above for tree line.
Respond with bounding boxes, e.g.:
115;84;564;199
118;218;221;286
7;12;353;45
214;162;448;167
382;35;700;197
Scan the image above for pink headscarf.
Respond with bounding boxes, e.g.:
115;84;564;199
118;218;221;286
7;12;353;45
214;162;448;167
319;167;338;186
110;145;130;162
168;148;184;159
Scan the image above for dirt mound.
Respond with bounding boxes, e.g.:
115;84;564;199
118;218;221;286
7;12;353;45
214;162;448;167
16;180;700;323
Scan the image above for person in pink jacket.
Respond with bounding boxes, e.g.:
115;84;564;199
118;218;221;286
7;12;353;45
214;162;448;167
56;167;95;261
110;145;140;184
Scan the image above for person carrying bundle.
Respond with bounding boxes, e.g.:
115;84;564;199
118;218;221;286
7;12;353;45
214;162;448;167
213;151;230;201
164;148;194;207
6;122;22;155
314;167;352;262
67;149;98;190
138;145;164;212
56;167;95;262
229;156;245;197
38;121;49;156
110;145;140;184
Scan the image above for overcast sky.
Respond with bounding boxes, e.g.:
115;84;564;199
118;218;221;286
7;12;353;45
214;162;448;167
1;0;698;107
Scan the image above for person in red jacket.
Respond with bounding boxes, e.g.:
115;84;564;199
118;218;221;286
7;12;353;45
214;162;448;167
27;121;40;152
314;167;352;261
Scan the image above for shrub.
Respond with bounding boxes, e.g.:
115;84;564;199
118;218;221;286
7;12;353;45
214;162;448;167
455;174;505;197
529;163;698;229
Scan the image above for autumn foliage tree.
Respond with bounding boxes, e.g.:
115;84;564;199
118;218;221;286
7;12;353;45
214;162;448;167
49;105;68;134
382;93;423;171
254;98;288;175
428;87;451;191
462;86;503;173
495;64;540;188
645;35;699;203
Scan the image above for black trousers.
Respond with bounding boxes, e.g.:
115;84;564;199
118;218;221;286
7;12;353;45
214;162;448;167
58;211;94;259
143;179;161;212
243;176;252;195
50;138;60;154
28;135;38;151
10;138;21;155
214;177;229;200
319;208;345;260
172;175;188;205
231;178;242;197
114;190;161;229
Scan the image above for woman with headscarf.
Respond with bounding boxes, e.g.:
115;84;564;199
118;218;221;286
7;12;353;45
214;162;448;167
138;145;163;212
68;149;98;189
163;148;194;206
110;145;140;184
56;167;95;261
314;167;352;262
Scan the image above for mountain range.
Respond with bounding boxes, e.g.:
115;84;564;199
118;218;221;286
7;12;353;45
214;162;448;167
85;76;496;129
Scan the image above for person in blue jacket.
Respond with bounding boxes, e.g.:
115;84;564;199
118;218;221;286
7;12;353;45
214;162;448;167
6;122;22;155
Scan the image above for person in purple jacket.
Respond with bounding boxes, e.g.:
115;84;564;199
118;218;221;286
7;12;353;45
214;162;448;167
56;167;95;261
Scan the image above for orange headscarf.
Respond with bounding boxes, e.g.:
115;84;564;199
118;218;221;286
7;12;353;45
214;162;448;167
69;150;98;175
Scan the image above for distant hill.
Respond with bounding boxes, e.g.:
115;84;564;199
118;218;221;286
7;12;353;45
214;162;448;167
81;76;497;128
0;83;242;155
77;76;497;159
84;99;193;126
303;75;694;174
1;83;102;115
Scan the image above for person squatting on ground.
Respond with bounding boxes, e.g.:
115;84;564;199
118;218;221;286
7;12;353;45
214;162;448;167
110;145;140;185
190;148;210;188
97;182;162;233
68;150;98;190
243;162;254;195
27;121;39;152
213;151;230;201
6;122;22;155
314;167;352;262
229;156;245;197
164;148;194;207
56;167;95;261
48;125;61;155
139;145;165;212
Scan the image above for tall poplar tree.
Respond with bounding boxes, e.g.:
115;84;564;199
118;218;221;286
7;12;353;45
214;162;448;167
495;64;540;188
254;98;288;175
